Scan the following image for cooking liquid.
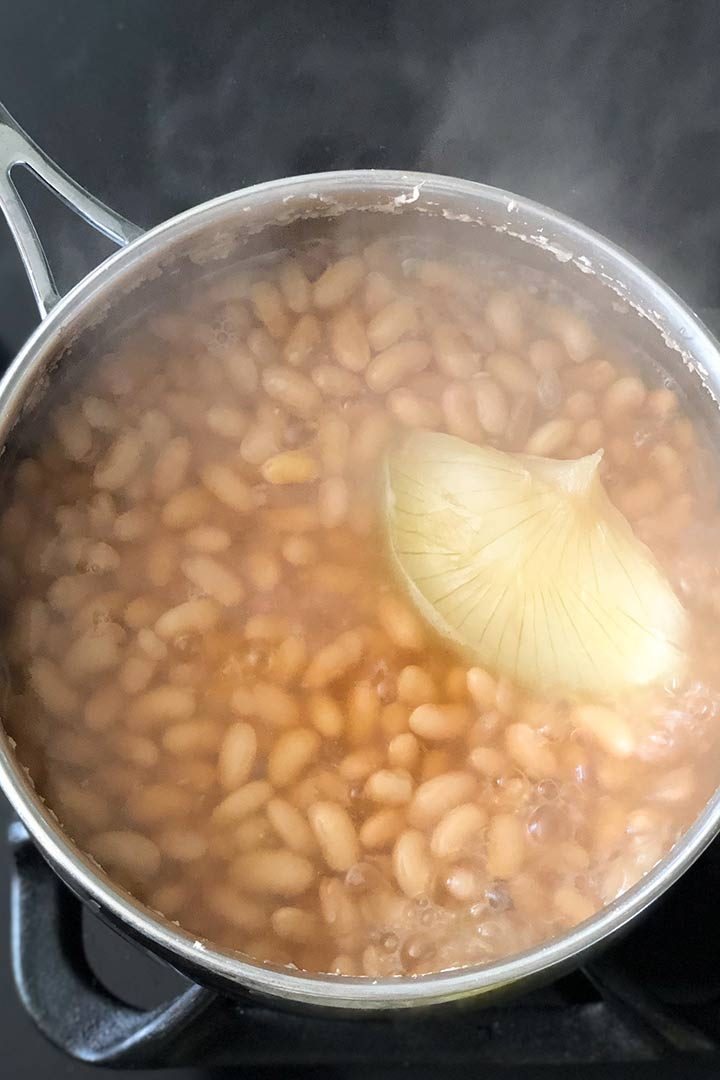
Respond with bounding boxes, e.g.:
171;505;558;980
1;236;720;976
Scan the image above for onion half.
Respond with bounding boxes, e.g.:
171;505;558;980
384;432;687;698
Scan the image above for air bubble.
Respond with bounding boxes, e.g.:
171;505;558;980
485;882;513;912
345;862;386;894
573;760;590;786
283;419;311;449
400;934;436;970
175;634;202;657
527;803;569;844
632;425;654;448
445;866;479;902
382;932;398;952
537;778;560;801
476;917;505;946
376;676;397;705
242;646;269;673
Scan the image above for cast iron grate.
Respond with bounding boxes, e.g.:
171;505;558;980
8;821;720;1070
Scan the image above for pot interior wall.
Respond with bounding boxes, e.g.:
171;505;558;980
5;202;720;469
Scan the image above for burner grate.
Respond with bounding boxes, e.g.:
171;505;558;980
7;820;720;1069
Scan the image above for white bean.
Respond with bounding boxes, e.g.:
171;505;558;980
93;431;144;491
152;437;191;498
218;722;257;790
308;801;360;872
393;829;433;898
155;598;221;639
181;555;244;606
230;848;315;896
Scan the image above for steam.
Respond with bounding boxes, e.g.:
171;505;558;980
3;0;717;357
145;0;719;310
148;4;430;199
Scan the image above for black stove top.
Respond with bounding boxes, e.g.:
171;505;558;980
4;798;720;1080
4;2;720;1075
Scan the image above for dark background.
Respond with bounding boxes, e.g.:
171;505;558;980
4;0;720;355
3;1;720;1076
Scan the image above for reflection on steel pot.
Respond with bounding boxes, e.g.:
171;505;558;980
2;101;720;1062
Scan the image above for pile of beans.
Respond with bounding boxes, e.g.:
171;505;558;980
2;234;719;977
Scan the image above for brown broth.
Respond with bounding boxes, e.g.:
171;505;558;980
1;237;720;977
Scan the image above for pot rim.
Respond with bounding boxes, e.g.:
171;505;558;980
2;167;720;1008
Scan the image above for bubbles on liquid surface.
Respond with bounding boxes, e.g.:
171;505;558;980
527;803;570;844
485;882;513;912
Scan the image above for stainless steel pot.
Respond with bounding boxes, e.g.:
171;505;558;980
2;102;720;1037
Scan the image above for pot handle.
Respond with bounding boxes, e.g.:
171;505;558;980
9;822;219;1067
0;102;143;318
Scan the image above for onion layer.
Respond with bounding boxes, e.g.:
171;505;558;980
384;432;687;698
